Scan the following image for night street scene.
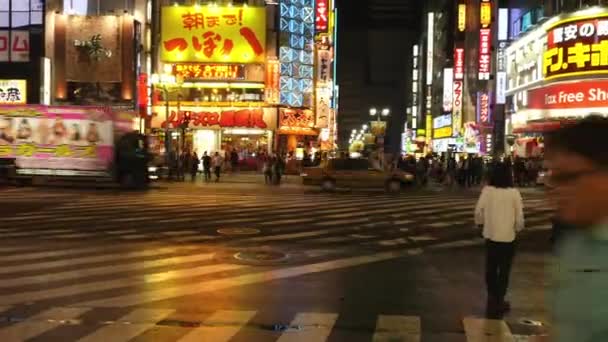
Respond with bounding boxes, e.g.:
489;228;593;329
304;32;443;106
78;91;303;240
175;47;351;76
1;0;608;341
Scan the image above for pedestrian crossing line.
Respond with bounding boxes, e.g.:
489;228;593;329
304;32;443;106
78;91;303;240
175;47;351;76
77;308;174;342
463;317;515;341
173;235;218;243
258;218;316;226
0;252;216;289
176;310;257;342
0;246;199;275
308;236;357;244
314;218;370;227
244;229;343;242
276;313;338;342
0;307;90;341
0;263;247;306
376;238;410;247
75;249;416;308
372;315;420;342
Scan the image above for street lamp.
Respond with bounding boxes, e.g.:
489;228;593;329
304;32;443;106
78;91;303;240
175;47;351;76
362;124;368;131
370;107;390;122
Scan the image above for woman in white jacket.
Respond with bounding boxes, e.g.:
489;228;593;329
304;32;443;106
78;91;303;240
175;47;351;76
475;162;525;316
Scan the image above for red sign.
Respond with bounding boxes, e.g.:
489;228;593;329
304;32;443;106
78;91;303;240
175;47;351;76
527;80;608;110
478;28;491;80
543;16;608;80
172;63;245;80
315;0;329;32
161;108;267;129
137;74;148;111
279;108;315;129
454;48;465;80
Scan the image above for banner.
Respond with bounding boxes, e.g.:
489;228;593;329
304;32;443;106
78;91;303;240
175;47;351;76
315;0;329;32
0;106;116;172
477;91;492;125
161;6;266;63
478;28;491;80
442;68;454;112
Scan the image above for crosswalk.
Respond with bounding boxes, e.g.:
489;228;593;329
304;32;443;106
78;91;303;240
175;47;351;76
0;187;553;341
0;306;546;341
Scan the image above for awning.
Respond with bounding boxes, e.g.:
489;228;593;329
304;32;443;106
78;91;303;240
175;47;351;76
512;119;578;134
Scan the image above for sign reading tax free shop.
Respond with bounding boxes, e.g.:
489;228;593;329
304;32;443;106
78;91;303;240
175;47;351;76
528;79;608;110
161;6;266;64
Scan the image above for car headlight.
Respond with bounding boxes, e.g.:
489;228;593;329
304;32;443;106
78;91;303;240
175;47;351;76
404;174;414;181
148;166;158;173
300;173;308;177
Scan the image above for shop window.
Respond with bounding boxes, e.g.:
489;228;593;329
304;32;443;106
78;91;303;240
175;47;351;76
64;0;134;15
11;11;28;28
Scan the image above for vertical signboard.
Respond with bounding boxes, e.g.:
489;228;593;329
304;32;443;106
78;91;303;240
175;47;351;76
458;3;466;32
426;13;434;86
452;46;464;136
411;45;419;129
477;91;492;126
315;0;329;32
442;68;453;112
478;28;491;80
496;41;507;104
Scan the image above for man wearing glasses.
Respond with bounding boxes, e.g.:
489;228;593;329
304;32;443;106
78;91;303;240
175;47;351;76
545;116;608;342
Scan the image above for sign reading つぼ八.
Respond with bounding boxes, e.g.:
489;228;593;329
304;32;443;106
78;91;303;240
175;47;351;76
161;6;266;64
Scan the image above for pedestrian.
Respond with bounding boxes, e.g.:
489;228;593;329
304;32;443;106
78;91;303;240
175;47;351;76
263;156;273;184
544;116;608;342
230;149;239;173
213;151;223;182
416;156;427;187
190;151;199;181
179;150;189;181
475;162;524;318
273;155;284;185
201;151;212;182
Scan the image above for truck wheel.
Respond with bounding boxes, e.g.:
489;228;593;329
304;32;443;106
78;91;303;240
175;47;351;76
386;179;402;194
321;178;336;192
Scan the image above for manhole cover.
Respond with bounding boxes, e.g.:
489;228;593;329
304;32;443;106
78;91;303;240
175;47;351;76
234;250;289;263
217;228;261;236
519;319;543;327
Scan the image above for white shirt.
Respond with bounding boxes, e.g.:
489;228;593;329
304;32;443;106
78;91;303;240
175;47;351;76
212;155;223;168
475;186;525;242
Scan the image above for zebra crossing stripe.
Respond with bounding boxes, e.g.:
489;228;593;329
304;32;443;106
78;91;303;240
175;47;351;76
0;263;246;306
0;252;216;288
275;313;338;342
0;307;90;341
0;246;200;275
372;315;421;342
463;317;515;341
77;308;173;342
176;310;256;342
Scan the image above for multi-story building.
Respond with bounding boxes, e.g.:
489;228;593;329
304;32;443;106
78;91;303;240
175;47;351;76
337;0;419;153
504;0;608;157
147;0;338;164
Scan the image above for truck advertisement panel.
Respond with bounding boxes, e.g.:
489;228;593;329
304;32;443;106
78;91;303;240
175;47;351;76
0;106;133;176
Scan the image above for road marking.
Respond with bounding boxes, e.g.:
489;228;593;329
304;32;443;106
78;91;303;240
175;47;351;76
0;263;246;306
377;238;410;246
76;249;416;307
276;313;338;342
372;315;420;342
0;252;216;288
258;218;315;226
426;222;455;228
77;308;173;342
177;310;256;342
315;218;370;226
463;317;515;342
0;307;90;341
0;246;196;275
409;235;437;242
245;229;338;242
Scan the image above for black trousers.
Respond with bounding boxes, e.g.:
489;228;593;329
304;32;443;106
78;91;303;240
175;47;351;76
485;240;515;301
214;167;221;180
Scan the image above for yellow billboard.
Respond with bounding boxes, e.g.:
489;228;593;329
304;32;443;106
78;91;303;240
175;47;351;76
161;6;266;64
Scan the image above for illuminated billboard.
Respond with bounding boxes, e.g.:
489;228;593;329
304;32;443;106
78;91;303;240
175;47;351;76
160;6;266;64
543;13;608;80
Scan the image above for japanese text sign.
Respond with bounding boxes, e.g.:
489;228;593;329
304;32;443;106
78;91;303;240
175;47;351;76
317;49;332;83
172;63;245;80
527;79;608;110
543;15;608;80
156;108;270;129
480;1;492;28
0;80;26;104
161;6;266;64
458;4;466;32
478;28;492;80
315;0;329;33
0;30;30;62
453;80;463;136
477;91;492;125
454;47;465;80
